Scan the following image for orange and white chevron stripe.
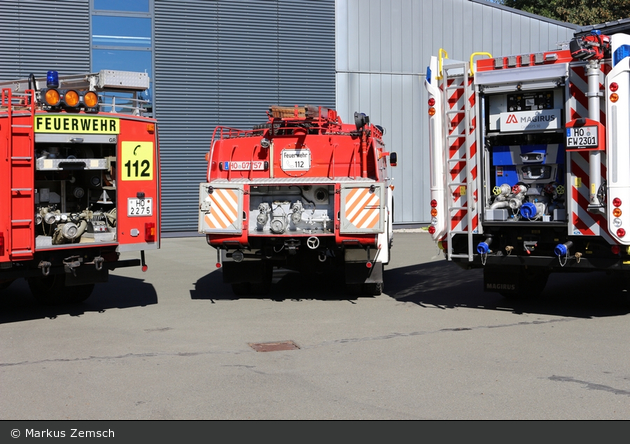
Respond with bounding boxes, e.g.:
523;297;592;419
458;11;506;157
345;187;380;229
204;188;239;230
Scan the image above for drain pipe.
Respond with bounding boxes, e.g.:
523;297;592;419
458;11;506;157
587;54;603;213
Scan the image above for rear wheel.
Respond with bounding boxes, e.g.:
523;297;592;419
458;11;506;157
229;262;273;296
0;279;15;291
346;282;383;296
231;282;251;296
27;274;94;305
363;282;383;296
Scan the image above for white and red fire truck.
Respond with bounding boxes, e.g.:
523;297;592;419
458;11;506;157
425;29;630;297
198;105;396;295
0;69;160;304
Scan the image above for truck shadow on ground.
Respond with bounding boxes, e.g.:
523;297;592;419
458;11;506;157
192;268;363;301
0;275;158;324
385;260;630;319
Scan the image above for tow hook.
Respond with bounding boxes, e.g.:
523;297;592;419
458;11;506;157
38;261;51;276
93;256;104;271
284;239;300;255
63;256;82;276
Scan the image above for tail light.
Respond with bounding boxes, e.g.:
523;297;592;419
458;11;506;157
145;222;156;242
429;199;438;234
0;232;4;256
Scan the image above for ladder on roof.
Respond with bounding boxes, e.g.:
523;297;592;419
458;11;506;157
441;61;478;262
0;70;150;94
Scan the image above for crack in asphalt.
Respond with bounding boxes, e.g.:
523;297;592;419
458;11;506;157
0;317;572;367
548;375;630;396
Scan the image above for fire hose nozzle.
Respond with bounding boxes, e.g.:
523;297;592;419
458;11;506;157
554;241;573;257
476;237;493;255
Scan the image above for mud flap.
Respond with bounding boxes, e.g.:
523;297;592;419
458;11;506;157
65;267;109;287
483;266;548;298
222;261;269;285
344;261;383;285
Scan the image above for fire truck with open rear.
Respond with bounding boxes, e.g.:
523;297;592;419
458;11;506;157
198;105;396;296
425;28;630;298
0;69;160;304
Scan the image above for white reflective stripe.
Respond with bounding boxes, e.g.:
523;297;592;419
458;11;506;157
346;188;372;219
205;189;239;229
356;199;380;228
212;189;238;221
345;188;380;229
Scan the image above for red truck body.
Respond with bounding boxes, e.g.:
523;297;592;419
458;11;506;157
199;105;396;295
0;70;160;304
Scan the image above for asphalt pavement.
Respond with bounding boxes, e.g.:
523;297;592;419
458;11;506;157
1;230;630;420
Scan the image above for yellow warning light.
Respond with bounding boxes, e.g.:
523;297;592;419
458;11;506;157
428;107;436;116
147;123;155;133
84;91;98;108
431;208;438;217
610;93;619;103
613;208;622;217
44;89;60;106
64;90;79;107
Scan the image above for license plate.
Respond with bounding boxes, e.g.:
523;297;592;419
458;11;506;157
127;198;153;216
566;126;598;148
221;161;266;171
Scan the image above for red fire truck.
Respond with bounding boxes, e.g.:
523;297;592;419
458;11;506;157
425;29;630;298
0;69;160;304
199;105;396;295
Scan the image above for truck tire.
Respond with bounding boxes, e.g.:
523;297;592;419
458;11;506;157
27;274;94;305
231;282;251;296
363;282;383;296
346;282;383;296
0;279;15;291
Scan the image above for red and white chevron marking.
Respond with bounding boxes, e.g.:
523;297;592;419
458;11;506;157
444;76;478;233
567;64;613;242
568;62;611;124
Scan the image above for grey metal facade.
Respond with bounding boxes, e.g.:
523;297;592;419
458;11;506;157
0;0;335;234
335;0;580;225
0;0;582;230
154;0;336;232
0;1;90;78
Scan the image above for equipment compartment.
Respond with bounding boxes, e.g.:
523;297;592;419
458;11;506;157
34;141;118;248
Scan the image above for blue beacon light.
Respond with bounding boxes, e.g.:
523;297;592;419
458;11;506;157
46;70;59;88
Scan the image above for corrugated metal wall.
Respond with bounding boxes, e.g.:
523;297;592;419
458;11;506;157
0;0;580;231
0;0;90;79
335;0;580;225
154;0;335;233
